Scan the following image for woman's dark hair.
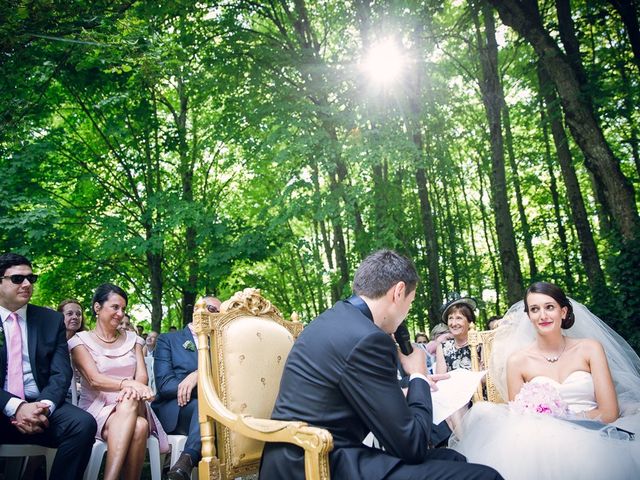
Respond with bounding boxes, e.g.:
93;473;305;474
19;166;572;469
91;283;128;316
524;281;575;329
444;303;476;324
57;298;86;332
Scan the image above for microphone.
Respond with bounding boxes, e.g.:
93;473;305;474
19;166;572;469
395;322;413;356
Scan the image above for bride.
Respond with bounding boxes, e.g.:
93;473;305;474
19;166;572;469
450;281;640;479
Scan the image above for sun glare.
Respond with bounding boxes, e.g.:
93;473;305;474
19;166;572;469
360;37;406;86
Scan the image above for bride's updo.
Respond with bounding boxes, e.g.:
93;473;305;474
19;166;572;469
523;281;575;329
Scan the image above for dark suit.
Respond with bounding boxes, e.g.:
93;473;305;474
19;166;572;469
259;300;502;480
0;304;97;479
152;326;201;460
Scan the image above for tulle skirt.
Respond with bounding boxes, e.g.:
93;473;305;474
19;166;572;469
449;402;640;480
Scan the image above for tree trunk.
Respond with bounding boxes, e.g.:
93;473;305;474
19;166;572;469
537;64;611;307
415;164;444;323
475;156;502;313
503;103;538;280
607;0;640;74
487;0;640;242
538;88;574;292
473;2;524;304
406;22;443;324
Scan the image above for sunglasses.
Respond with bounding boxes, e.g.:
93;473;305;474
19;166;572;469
206;304;219;313
1;274;38;285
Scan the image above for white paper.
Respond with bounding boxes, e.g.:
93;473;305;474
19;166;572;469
431;369;486;425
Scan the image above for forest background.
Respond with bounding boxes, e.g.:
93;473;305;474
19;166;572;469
1;0;639;352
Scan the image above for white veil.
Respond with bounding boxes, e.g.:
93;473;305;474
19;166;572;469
490;299;640;416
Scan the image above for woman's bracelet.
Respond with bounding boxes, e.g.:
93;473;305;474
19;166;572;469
119;378;129;390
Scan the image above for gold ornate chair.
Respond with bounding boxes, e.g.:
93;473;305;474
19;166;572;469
193;288;333;480
468;326;504;403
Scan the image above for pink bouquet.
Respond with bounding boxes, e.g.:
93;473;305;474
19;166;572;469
510;381;569;417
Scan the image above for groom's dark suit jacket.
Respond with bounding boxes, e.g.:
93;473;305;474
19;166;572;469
259;300;437;480
0;305;71;412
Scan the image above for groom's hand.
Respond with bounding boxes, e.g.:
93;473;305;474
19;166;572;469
399;346;429;377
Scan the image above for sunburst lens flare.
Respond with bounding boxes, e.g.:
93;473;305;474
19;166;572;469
360;37;406;86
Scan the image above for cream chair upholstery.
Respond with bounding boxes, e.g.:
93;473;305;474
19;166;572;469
194;288;333;480
468;326;504;403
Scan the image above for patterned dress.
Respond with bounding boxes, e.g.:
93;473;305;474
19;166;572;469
441;338;473;371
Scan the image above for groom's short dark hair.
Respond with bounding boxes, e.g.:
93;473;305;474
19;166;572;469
353;249;419;299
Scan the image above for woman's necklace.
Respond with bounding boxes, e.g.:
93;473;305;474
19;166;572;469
454;339;469;349
93;329;120;344
540;337;566;363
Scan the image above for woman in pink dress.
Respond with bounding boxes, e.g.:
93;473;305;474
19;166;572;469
69;283;168;480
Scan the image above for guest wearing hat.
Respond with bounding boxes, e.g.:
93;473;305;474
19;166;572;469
435;297;477;375
435;297;479;431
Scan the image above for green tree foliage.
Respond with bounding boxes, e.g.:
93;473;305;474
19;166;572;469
1;0;638;349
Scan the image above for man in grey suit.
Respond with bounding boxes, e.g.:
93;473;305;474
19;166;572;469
259;249;502;480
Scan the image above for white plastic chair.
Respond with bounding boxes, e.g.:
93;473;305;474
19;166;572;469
0;444;57;479
82;436;162;480
145;356;156;395
167;434;198;479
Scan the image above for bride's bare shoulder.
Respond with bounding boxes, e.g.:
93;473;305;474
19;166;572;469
570;337;604;354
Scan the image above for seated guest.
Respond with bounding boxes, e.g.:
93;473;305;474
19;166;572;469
117;313;136;334
57;298;86;341
450;281;640;479
436;297;478;374
436;297;480;430
152;295;222;480
143;330;159;357
425;323;452;374
0;253;97;479
259;249;502;480
414;332;428;344
69;283;168;480
58;298;86;401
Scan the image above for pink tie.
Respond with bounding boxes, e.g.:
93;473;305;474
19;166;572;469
6;312;25;399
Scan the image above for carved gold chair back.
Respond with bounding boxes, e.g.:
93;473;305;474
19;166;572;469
193;288;333;480
468;326;504;403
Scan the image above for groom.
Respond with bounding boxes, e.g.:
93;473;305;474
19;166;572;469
0;253;97;479
260;249;502;479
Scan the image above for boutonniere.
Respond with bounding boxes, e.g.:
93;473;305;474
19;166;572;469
183;340;196;351
0;325;4;348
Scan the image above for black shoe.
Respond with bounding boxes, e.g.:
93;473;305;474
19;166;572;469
167;453;193;480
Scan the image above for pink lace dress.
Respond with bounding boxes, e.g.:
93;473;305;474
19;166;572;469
68;330;169;452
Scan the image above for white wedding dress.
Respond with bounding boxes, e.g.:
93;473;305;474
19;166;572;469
449;300;640;480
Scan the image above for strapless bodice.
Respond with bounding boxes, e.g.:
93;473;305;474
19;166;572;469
530;370;597;414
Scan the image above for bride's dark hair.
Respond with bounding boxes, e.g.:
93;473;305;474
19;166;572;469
524;281;575;329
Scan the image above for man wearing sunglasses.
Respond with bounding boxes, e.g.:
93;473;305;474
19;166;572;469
0;253;97;479
152;295;222;480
